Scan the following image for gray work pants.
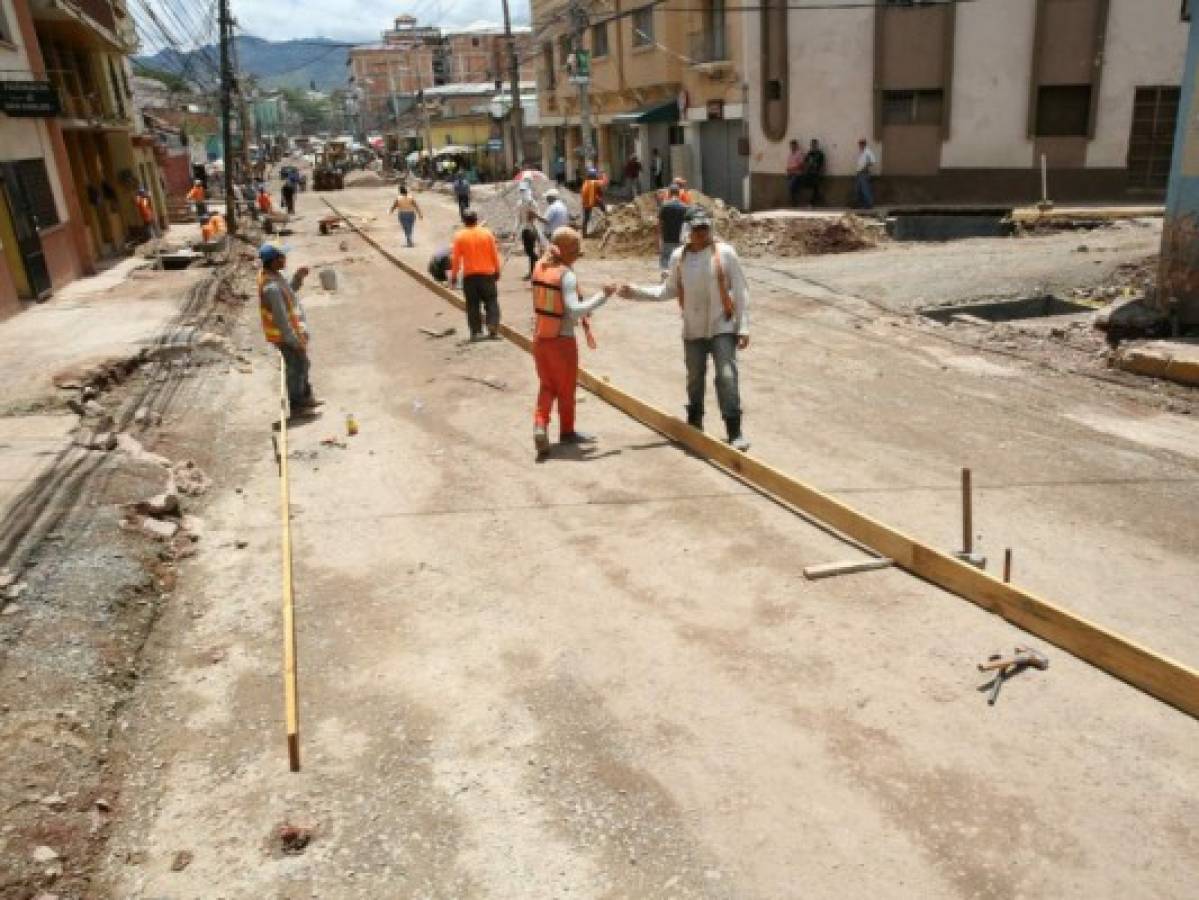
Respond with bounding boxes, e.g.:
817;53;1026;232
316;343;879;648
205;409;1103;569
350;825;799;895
684;334;741;421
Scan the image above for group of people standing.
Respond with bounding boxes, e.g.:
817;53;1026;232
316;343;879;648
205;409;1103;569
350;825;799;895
785;137;877;210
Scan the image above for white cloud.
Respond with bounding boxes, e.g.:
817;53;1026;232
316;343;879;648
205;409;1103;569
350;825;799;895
233;0;530;43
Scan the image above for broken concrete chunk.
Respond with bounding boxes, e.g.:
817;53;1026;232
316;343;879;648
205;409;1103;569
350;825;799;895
83;399;106;417
116;433;171;467
39;793;67;811
196;332;231;351
144;490;180;517
76;430;117;451
142;518;180;541
1094;295;1166;334
171;460;211;496
31;846;60;863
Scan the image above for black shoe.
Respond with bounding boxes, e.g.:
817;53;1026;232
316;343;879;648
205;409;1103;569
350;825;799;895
724;415;750;452
686;405;703;430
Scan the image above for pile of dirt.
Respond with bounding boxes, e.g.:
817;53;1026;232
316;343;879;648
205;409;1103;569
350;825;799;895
595;191;878;259
470;176;583;241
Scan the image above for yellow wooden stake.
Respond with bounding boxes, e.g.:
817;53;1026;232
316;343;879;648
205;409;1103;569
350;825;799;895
278;358;300;771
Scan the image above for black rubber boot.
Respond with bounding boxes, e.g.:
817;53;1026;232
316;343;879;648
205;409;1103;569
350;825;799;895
724;416;750;452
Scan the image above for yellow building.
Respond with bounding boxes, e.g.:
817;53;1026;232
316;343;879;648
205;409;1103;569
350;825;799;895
532;1;747;206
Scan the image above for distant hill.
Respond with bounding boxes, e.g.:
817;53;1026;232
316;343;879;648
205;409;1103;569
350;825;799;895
136;36;349;92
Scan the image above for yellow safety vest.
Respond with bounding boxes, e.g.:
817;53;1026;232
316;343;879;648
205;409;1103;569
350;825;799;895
258;270;305;347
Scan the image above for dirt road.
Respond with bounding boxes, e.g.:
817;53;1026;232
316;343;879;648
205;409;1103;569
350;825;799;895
80;184;1198;898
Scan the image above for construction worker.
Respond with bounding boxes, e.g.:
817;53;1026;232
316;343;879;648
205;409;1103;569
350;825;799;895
531;226;616;459
619;206;751;451
452;173;471;222
135;187;157;240
186;180;206;217
256;185;273;216
580;168;606;237
448;209;503;340
200;211;226;242
258;242;320;418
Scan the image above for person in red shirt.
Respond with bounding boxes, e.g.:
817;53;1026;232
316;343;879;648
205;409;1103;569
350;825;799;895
786;139;804;206
256;185;273;215
185;180;206;217
449;209;503;340
624;153;643;194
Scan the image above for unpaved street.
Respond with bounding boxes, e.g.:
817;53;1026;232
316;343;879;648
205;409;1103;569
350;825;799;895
76;183;1199;899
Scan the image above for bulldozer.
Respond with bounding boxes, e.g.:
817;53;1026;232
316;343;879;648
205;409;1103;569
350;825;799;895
312;141;347;191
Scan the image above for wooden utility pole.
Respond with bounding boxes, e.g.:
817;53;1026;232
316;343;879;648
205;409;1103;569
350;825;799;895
501;0;523;168
218;0;237;232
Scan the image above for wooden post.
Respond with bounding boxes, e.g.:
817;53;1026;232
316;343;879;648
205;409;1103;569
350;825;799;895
1004;548;1013;584
961;467;973;554
278;360;300;772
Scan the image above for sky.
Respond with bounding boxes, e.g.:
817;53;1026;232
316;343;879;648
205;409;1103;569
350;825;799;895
232;0;532;44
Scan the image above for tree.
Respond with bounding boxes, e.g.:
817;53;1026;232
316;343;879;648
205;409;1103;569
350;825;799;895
132;62;191;94
280;87;332;136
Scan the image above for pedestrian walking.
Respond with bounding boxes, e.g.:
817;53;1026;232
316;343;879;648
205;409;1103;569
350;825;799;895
624;153;642;195
186;179;207;217
449;209;503;340
651;148;664;190
854;138;878;210
786;139;804;207
389;186;423;247
657;184;688;275
241;181;258;221
281;176;296;215
618;206;752;451
453;173;471;221
803;139;826;206
258;242;321;419
520;208;543;280
530;226;617;459
554;153;566;186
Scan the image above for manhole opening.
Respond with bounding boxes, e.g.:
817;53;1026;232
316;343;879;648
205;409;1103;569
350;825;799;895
886;208;1015;242
920;295;1095;324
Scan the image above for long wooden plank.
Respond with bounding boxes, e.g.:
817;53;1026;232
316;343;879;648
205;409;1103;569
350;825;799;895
325;200;1199;720
278;359;301;771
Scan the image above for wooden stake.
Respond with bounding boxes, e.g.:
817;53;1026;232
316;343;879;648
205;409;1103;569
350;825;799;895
961;467;973;554
803;557;894;580
327;199;1199;721
1004;548;1013;584
278;359;300;772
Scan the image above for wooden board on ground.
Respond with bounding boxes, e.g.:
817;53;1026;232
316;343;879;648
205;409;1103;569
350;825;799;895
803;558;894;580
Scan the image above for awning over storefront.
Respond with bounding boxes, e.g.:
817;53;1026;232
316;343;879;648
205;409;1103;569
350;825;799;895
610;100;679;125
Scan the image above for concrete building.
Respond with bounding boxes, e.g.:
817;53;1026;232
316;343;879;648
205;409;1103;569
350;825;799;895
348;15;533;139
532;1;748;206
745;0;1187;209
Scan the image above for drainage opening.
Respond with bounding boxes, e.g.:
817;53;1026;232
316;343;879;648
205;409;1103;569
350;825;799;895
920;295;1095;324
886;208;1015;242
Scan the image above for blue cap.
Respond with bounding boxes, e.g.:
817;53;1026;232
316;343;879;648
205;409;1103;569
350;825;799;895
258;242;291;264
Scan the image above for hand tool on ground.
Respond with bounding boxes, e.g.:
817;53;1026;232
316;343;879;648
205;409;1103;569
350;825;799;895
977;646;1049;706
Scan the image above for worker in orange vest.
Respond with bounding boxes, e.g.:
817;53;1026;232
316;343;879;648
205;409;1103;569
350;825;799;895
185;180;206;217
658;176;692;205
579;167;607;237
449;209;503;340
135;187;158;240
258;242;320;418
200;211;226;242
530;226;616;459
256;185;273;215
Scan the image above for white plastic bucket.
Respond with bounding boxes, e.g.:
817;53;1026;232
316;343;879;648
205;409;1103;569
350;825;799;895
319;268;338;291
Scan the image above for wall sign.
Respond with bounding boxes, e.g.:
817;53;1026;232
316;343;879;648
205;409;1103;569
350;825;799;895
706;99;724;121
0;81;61;117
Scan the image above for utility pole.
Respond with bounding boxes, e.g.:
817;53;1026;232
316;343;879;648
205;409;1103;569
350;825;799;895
568;0;593;168
501;0;523;169
218;0;237;232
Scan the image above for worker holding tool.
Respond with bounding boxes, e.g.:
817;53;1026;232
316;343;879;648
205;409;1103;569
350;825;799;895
619;206;752;451
186;179;206;217
449;209;503;340
531;226;616;459
258;242;321;419
580;167;607;237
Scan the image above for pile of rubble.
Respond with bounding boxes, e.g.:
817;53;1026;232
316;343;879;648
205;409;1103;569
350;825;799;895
469;176;583;242
595;190;879;259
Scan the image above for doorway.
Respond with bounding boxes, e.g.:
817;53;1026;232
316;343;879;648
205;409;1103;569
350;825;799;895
1128;86;1179;192
0;160;55;299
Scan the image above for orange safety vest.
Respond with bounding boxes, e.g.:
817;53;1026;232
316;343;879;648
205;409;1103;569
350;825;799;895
531;259;566;340
136;196;154;223
202;215;226;241
258;270;305;347
580;178;603;209
257;192;273;213
186;185;205;202
676;242;735;320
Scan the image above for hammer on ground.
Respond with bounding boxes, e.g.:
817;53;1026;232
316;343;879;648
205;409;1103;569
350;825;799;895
977;646;1049;706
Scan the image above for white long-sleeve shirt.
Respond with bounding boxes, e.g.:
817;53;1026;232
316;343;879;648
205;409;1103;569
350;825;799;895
628;242;750;340
556;268;608;338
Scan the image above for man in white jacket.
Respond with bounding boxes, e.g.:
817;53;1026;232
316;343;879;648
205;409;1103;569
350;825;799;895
619;207;751;451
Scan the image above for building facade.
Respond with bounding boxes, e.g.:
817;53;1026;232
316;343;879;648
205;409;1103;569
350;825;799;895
745;0;1188;209
532;1;748;206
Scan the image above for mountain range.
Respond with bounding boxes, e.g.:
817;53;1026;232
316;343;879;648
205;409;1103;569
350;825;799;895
136;36;350;93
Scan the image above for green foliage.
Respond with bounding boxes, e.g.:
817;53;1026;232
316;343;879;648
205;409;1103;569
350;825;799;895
133;62;190;93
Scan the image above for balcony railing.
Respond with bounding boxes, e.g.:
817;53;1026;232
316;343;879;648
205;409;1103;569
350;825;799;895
72;0;117;34
689;30;730;66
46;68;115;120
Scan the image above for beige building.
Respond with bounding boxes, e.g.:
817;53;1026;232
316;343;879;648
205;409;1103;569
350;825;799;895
532;1;748;206
746;0;1187;209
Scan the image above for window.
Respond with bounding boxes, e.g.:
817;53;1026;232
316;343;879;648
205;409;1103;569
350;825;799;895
881;89;945;126
542;43;555;88
592;23;609;58
632;6;654;47
471;37;480;47
12;159;61;230
1035;85;1092;137
0;4;12;43
668;125;684;145
558;34;572;68
1128;86;1180;190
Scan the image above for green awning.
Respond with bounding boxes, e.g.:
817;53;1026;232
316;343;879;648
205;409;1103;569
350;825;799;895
611;100;679;125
